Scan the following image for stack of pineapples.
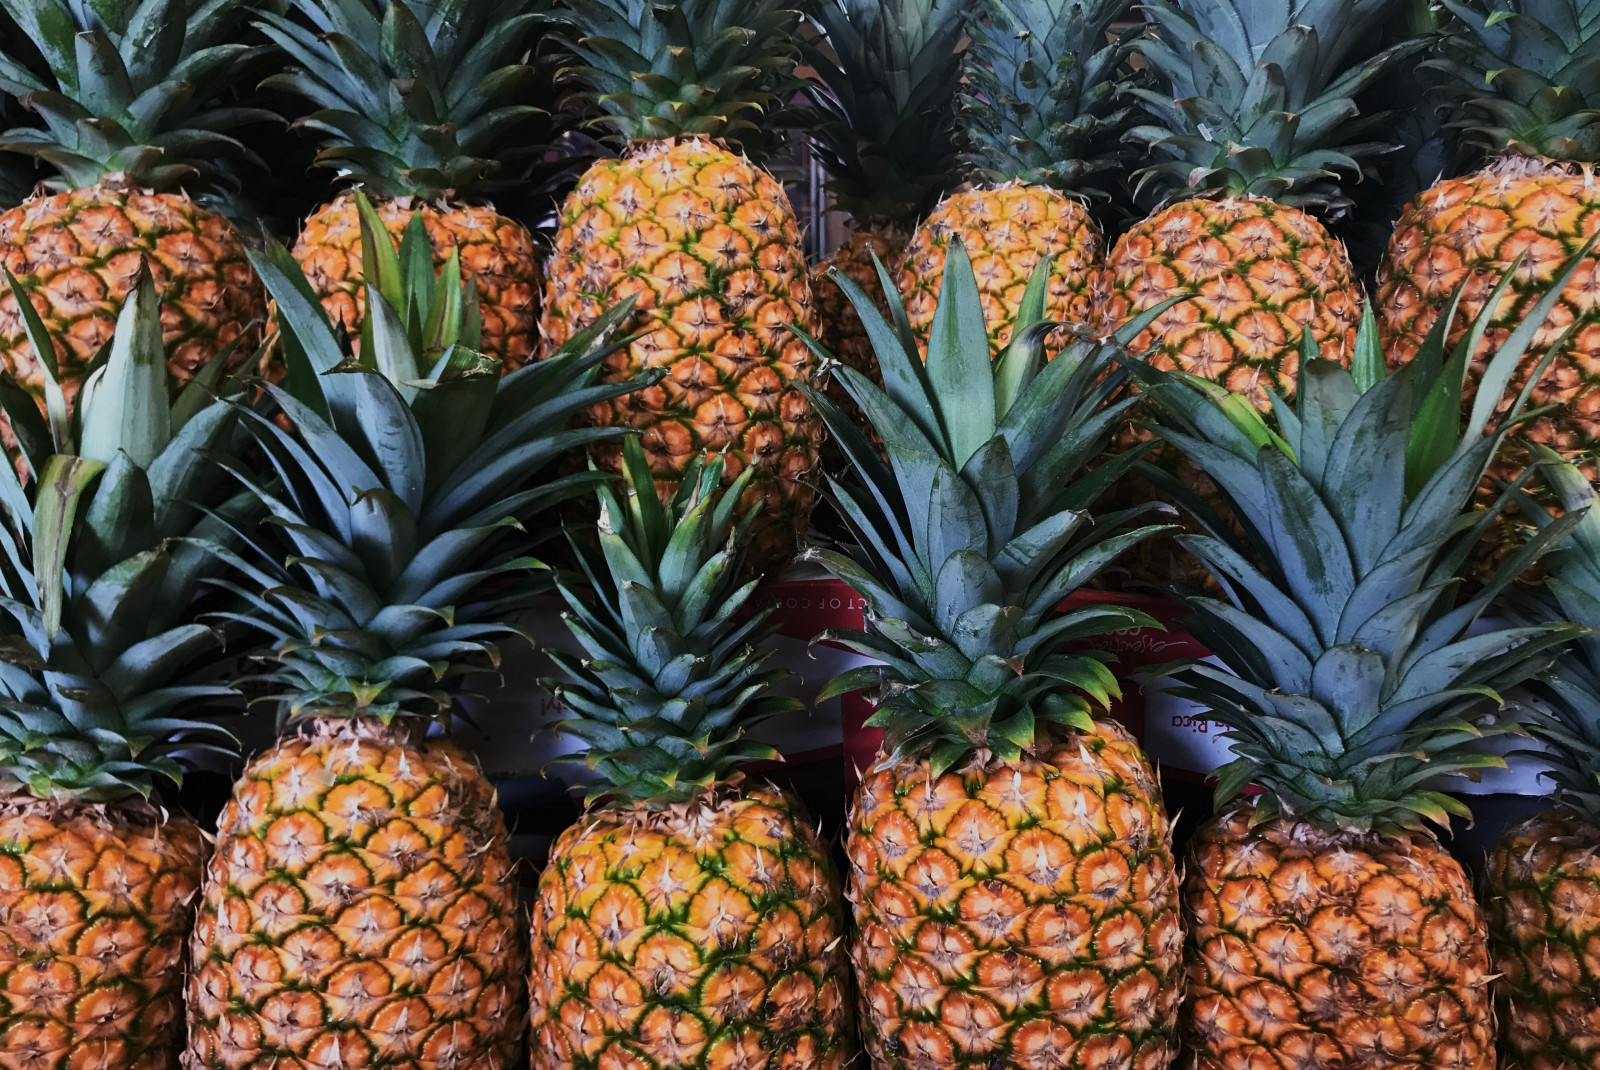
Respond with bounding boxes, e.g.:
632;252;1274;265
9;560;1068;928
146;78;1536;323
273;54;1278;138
0;3;1591;1070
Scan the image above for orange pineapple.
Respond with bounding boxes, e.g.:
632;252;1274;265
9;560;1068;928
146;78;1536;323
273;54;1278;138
185;210;653;1070
0;266;255;1070
0;0;266;405
1376;0;1600;466
810;244;1183;1069
1134;287;1586;1070
530;439;853;1069
1480;448;1600;1070
256;0;544;368
538;0;819;573
897;0;1136;355
1097;0;1410;405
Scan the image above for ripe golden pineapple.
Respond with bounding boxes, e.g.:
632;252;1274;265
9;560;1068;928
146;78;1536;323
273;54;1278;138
257;0;545;368
1376;0;1600;464
896;0;1136;354
293;193;542;368
850;724;1182;1070
188;719;525;1070
0;269;256;1070
184;211;655;1070
1480;447;1600;1070
1097;0;1413;404
809;244;1183;1069
529;438;854;1070
1133;281;1590;1070
801;0;965;394
0;0;267;405
1186;804;1495;1070
538;1;820;573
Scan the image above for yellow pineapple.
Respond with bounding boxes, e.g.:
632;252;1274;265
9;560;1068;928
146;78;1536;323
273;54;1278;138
0;267;255;1070
1376;0;1600;468
808;245;1184;1069
1095;0;1411;407
256;0;545;368
1132;278;1590;1070
184;211;655;1070
0;0;266;406
800;0;965;414
529;438;853;1070
538;0;819;573
896;0;1135;355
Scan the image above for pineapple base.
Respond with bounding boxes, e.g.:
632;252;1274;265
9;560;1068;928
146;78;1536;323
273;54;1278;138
538;136;821;575
1486;808;1600;1070
1184;801;1495;1070
528;783;854;1070
897;183;1101;356
0;179;265;401
294;191;543;370
185;716;526;1070
0;796;204;1070
847;722;1183;1070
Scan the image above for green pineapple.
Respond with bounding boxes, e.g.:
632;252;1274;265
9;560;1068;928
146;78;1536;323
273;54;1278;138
527;435;855;1069
183;195;655;1070
1132;244;1595;1070
804;243;1186;1070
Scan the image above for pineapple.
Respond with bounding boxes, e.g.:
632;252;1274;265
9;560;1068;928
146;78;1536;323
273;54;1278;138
1130;251;1596;1070
0;265;257;1070
1375;0;1600;471
0;0;267;406
1483;445;1600;1070
1098;0;1408;408
528;436;855;1070
896;0;1136;355
538;0;820;575
801;0;967;405
255;0;545;368
804;244;1185;1070
183;201;656;1070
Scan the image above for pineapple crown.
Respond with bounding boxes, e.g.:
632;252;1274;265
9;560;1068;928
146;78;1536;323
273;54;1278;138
255;0;544;200
1425;0;1600;164
801;0;969;230
1504;447;1600;824
0;265;256;803
545;0;801;155
542;436;799;809
207;192;660;729
1128;0;1416;210
958;0;1140;195
1132;238;1600;835
0;0;269;193
801;241;1178;777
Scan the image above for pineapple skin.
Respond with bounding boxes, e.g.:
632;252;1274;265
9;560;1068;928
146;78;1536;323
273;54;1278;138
1184;801;1495;1070
1486;808;1600;1070
528;784;854;1070
538;136;821;574
847;721;1183;1070
0;799;205;1070
185;717;527;1070
897;184;1101;355
1096;196;1362;411
1376;160;1600;459
295;191;543;371
0;181;265;402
